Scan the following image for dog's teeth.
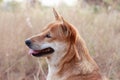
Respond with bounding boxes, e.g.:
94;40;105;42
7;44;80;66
40;48;52;53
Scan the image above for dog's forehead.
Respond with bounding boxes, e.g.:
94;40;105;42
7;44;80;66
43;22;62;31
48;22;62;28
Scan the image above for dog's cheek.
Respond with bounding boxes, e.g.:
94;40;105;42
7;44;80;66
44;37;56;43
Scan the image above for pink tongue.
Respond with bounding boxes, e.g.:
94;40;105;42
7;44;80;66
29;49;39;55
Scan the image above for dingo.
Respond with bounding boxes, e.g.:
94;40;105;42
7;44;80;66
25;9;106;80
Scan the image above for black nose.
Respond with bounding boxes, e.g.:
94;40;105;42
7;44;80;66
25;40;31;46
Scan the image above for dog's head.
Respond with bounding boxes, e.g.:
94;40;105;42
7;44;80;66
25;8;77;57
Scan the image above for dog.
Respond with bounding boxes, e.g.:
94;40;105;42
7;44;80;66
25;8;106;80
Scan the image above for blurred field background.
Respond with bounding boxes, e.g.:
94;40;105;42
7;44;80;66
0;0;120;80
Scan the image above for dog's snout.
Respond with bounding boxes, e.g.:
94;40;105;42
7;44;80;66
25;40;32;46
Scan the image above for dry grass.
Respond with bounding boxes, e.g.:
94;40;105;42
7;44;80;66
0;7;120;80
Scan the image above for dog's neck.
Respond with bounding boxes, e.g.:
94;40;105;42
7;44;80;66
46;36;99;79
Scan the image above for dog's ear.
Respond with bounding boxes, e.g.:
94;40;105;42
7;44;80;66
60;18;77;44
53;8;61;21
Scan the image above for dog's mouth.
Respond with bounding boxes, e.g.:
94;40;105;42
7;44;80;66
29;47;54;57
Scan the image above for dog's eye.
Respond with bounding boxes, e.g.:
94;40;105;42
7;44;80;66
45;33;51;38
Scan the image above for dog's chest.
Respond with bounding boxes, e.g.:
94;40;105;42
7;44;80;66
47;73;66;80
47;67;67;80
47;75;64;80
